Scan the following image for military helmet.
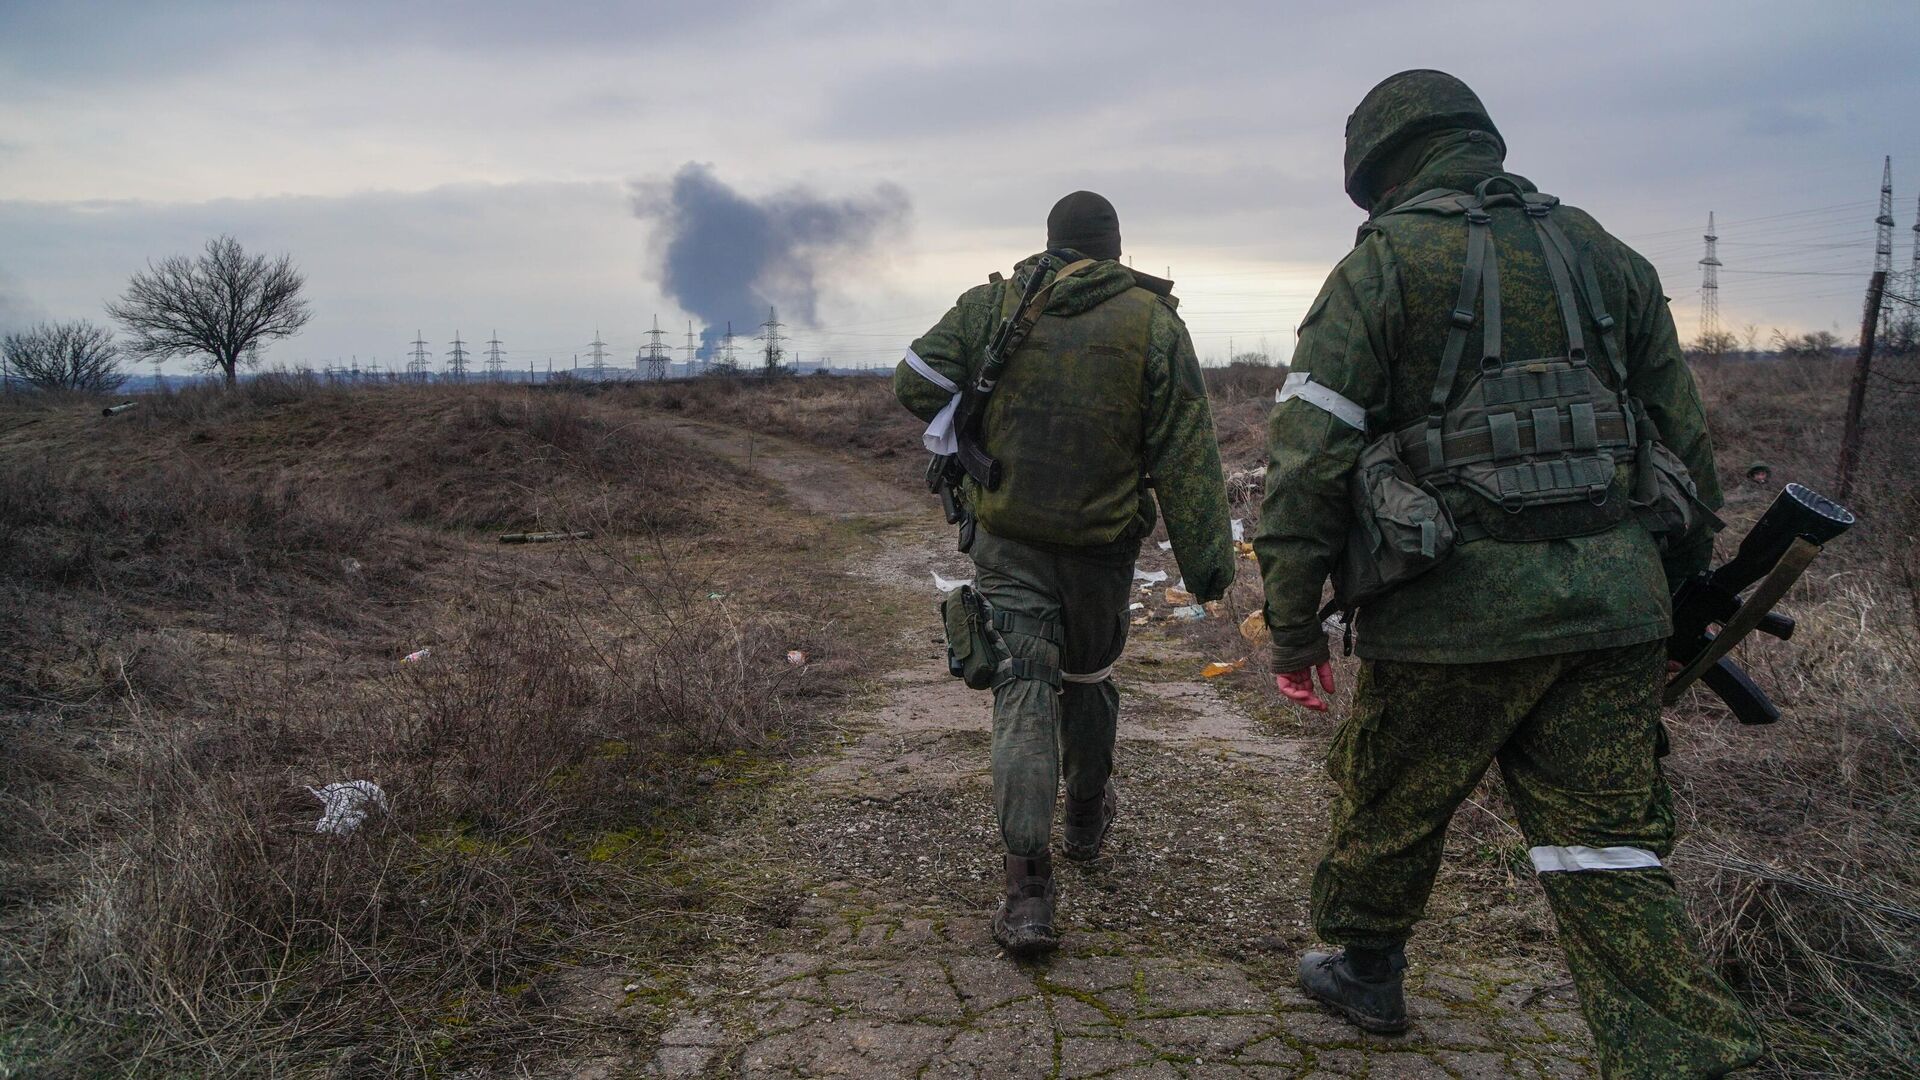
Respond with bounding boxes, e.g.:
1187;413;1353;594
1344;70;1504;208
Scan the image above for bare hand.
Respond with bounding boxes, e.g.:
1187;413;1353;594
1275;663;1336;712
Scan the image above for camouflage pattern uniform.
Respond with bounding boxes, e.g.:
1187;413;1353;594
1256;71;1763;1077
897;250;1234;860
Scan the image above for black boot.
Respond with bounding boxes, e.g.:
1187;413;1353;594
991;853;1059;957
1298;944;1408;1034
1061;781;1119;862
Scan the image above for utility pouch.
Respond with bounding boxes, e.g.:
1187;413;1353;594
1629;402;1721;550
940;585;1004;690
1333;432;1459;609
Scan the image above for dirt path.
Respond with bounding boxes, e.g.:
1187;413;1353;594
600;422;1599;1079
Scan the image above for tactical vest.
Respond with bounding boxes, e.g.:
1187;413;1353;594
1329;177;1709;612
969;277;1159;547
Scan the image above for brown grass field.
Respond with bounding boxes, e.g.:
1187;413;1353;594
0;360;1914;1077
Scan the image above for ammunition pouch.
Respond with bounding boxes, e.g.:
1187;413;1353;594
1629;401;1720;550
941;586;1062;692
1333;433;1459;610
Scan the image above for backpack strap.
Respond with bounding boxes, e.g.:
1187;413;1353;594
1528;202;1629;388
1425;194;1498;471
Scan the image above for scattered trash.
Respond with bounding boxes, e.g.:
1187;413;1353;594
1201;658;1247;678
707;592;727;601
1746;462;1773;485
1130;616;1150;626
1231;518;1245;542
401;647;431;663
1240;610;1271;645
786;649;808;665
1226;466;1266;501
500;530;594;544
933;571;973;592
309;780;389;836
1157;540;1173;551
1132;567;1168;584
101;401;137;417
1170;604;1207;621
1235;540;1256;559
1322;611;1349;635
340;557;362;574
1165;586;1196;605
1128;602;1145;611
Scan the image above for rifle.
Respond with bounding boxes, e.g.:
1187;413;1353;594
926;253;1061;551
1666;482;1855;723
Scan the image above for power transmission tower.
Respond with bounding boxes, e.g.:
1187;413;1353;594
639;315;671;379
484;331;506;380
719;321;739;373
681;322;699;377
447;331;470;381
1874;156;1895;276
1911;191;1919;282
1698;212;1721;357
409;331;432;381
756;307;786;376
587;329;609;381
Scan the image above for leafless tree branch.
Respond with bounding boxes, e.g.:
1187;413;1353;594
2;320;126;393
106;235;311;387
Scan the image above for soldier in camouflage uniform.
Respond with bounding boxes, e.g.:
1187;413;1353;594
896;191;1235;956
1255;72;1765;1077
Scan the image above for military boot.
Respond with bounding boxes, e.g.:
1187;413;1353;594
1298;945;1409;1034
1061;781;1118;861
991;853;1059;957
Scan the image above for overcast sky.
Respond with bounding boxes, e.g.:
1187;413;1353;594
2;0;1915;374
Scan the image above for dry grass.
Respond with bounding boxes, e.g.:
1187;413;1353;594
0;379;848;1076
2;361;1913;1077
631;359;1919;1078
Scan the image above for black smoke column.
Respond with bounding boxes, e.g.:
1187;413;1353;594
631;164;909;360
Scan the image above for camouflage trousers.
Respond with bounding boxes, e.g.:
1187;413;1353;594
970;529;1137;858
1312;641;1764;1079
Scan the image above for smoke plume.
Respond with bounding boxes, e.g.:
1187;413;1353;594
631;163;908;358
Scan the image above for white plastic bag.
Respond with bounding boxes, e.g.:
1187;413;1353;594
309;780;389;836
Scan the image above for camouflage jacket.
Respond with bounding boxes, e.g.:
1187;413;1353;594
896;251;1236;600
1256;138;1722;668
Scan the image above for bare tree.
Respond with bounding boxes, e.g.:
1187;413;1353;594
107;235;311;387
2;320;126;393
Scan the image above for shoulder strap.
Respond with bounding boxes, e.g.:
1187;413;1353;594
1528;204;1628;387
1425;195;1498;471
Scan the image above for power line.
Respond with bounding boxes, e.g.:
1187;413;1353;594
1875;156;1895;276
586;329;608;381
484;331;506;380
639;316;671;379
681;321;700;377
756;307;786;376
408;330;431;382
1699;212;1722;353
446;330;469;381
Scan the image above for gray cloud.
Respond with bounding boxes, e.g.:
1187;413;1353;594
629;163;909;357
1;0;1914;360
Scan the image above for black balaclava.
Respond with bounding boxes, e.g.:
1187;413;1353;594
1046;191;1122;261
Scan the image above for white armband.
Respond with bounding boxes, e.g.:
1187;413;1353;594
1277;372;1367;433
905;349;963;454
